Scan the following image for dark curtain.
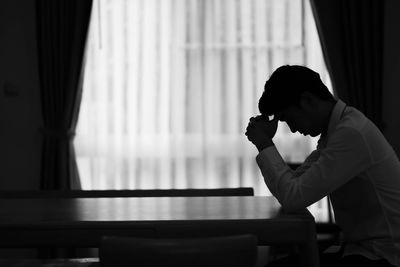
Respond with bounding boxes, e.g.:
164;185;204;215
36;0;93;189
310;0;385;130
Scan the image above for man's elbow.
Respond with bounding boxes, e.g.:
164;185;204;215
278;198;307;212
275;185;309;212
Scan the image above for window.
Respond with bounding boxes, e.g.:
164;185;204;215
76;0;331;221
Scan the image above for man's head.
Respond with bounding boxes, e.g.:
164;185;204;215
258;65;336;137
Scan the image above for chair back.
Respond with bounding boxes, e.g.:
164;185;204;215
100;234;258;267
0;188;254;198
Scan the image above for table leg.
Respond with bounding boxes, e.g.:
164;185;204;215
299;223;320;267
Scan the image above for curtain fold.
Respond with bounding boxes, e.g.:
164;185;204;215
36;0;93;189
310;0;385;130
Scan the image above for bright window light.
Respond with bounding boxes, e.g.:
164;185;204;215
76;0;331;216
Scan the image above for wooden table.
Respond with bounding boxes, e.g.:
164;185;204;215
0;196;319;267
0;258;99;267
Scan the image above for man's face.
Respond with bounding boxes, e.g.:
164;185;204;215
277;105;321;137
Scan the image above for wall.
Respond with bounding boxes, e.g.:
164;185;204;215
383;0;400;157
0;0;41;190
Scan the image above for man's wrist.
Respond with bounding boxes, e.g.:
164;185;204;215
256;138;274;152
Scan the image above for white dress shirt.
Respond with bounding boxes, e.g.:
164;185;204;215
256;100;400;266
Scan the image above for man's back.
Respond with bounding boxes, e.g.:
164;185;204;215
326;103;400;265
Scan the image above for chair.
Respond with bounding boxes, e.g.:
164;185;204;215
315;196;342;253
100;235;258;267
0;187;254;198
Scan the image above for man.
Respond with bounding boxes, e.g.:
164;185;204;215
245;65;400;267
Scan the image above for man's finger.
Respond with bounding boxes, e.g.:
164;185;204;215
254;115;264;121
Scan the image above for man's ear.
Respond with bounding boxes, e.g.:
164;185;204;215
299;91;317;111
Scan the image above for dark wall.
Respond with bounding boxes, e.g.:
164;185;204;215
383;0;400;157
0;0;41;189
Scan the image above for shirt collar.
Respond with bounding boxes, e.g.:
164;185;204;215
327;99;346;138
318;99;346;148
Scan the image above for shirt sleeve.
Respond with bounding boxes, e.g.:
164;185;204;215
292;149;321;178
256;127;371;211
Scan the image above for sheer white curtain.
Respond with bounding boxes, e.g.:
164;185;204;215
76;0;331;220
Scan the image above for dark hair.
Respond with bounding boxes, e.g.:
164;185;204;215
258;65;334;116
